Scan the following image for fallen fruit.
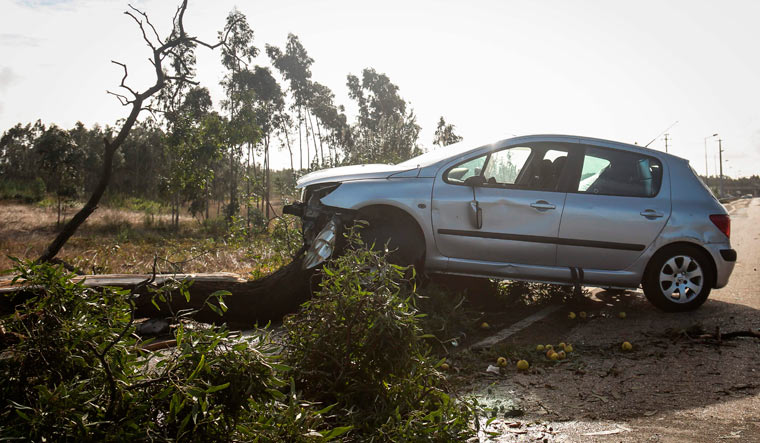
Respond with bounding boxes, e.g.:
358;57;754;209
517;360;530;371
497;357;508;367
545;344;554;350
568;311;576;319
557;350;567;360
565;344;574;353
536;344;545;352
548;351;559;361
441;363;450;371
558;342;567;350
579;311;587;319
618;311;627;319
621;341;633;351
480;322;490;330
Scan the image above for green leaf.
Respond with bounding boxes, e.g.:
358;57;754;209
206;382;230;393
321;425;354;441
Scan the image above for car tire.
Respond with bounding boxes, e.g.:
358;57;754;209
642;245;713;312
358;212;425;271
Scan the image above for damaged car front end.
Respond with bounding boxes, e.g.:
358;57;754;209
283;182;356;269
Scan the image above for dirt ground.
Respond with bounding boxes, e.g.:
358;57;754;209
453;197;760;442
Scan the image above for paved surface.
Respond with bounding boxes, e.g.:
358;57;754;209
466;198;760;442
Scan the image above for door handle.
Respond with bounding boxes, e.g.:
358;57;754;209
530;200;556;211
640;209;664;219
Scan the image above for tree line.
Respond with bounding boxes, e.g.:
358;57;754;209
0;7;463;230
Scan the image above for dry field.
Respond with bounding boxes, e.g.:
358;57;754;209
0;201;294;277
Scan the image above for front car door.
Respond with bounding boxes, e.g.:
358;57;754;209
432;141;578;271
556;143;671;271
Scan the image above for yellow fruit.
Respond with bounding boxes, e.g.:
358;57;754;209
536;344;545;352
516;360;530;371
497;357;508;367
545;344;553;350
440;363;450;371
565;344;574;353
558;342;567;350
480;322;490;330
548;351;559;361
621;341;633;351
557;350;567;360
579;311;587;319
568;312;576;319
618;311;627;319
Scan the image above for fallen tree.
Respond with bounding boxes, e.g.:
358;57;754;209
1;256;317;328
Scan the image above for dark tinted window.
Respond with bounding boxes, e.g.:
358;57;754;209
577;147;662;197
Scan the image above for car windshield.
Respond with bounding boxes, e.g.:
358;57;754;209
396;138;497;168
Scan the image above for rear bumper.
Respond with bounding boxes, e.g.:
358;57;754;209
704;243;736;288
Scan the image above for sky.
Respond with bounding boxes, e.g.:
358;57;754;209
1;0;759;177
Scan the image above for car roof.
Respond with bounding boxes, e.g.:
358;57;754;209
406;134;687;172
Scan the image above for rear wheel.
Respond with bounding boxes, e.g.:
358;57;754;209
642;245;713;312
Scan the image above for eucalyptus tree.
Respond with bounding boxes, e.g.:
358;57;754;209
432;116;463;147
266;34;315;170
309;81;351;166
239;66;285;219
346;68;420;164
34;125;84;226
220;8;259;221
164;87;226;227
0;121;45;184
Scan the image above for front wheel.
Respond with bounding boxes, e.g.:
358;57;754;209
642;245;713;312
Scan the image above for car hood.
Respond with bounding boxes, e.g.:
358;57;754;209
296;164;417;188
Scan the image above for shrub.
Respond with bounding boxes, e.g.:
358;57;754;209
0;259;332;441
284;226;478;440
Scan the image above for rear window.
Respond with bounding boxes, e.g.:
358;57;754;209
577;147;662;198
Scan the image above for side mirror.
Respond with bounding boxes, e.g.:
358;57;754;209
463;175;486;187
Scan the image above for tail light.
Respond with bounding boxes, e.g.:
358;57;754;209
709;214;730;238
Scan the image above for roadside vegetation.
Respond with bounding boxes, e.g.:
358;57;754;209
0;228;486;441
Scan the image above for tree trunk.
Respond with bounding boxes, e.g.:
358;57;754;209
1;256;319;328
264;136;270;220
306;110;325;166
298;108;303;171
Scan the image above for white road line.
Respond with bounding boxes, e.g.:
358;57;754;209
470;304;563;350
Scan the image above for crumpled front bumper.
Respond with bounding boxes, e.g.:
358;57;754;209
284;196;355;270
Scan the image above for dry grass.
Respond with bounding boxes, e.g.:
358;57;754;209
0;201;295;277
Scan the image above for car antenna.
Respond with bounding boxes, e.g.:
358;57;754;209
644;120;679;148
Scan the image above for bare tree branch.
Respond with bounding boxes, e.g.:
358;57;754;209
106;90;132;106
39;0;227;264
111;60;137;97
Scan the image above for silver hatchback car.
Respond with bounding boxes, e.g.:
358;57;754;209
285;135;736;312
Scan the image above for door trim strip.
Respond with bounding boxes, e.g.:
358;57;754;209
437;229;645;251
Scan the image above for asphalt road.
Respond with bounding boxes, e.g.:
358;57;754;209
468;197;760;442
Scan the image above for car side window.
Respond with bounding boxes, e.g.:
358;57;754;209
482;147;532;185
445;155;487;183
577;147;662;197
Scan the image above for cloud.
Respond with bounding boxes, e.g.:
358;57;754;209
15;0;74;7
0;67;19;92
0;33;41;47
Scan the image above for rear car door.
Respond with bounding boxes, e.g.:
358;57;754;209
556;145;671;270
432;142;575;267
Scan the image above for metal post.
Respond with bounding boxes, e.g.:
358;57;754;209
704;133;718;186
718;139;724;198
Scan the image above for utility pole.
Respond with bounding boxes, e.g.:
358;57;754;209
704;133;718;186
664;133;670;153
718;139;724;198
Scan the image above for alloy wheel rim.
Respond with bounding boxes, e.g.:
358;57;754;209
658;255;703;304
